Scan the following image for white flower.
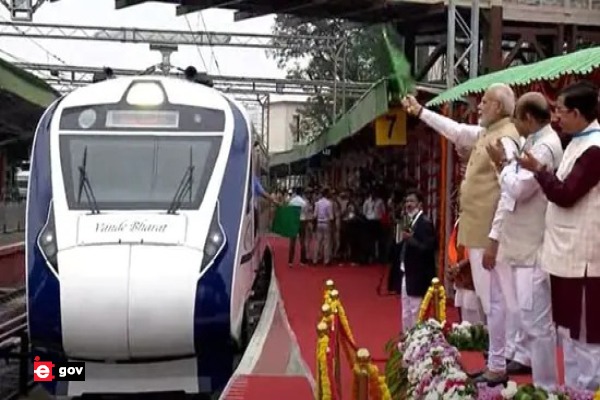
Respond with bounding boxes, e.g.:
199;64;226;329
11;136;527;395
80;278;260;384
424;391;439;400
501;381;518;399
436;381;446;393
548;394;559;400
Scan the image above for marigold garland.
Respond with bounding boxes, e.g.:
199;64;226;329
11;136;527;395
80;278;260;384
326;295;357;348
321;284;393;400
316;333;332;400
438;284;447;323
417;287;435;322
367;364;392;400
417;283;447;323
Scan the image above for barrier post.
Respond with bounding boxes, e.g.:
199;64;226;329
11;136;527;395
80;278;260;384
329;289;342;399
432;277;441;322
355;348;371;400
316;322;329;400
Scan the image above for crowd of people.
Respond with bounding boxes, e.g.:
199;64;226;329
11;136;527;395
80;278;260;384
278;186;402;266
400;80;600;392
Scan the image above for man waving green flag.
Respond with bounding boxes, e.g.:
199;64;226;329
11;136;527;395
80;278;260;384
271;203;302;239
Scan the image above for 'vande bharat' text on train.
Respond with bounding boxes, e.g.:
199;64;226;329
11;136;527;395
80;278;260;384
95;221;168;233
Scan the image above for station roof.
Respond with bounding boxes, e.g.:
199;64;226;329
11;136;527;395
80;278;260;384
427;45;600;107
0;57;59;148
116;0;442;23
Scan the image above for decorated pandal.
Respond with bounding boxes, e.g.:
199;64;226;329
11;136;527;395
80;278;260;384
315;279;600;400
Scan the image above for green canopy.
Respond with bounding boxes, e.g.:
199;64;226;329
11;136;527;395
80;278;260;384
0;57;58;107
269;78;390;167
427;46;600;107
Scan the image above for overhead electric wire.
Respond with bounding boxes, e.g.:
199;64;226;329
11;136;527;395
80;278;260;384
198;12;221;75
184;14;209;73
0;14;67;65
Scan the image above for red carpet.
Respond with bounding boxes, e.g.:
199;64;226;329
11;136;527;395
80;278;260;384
271;236;566;398
222;376;313;400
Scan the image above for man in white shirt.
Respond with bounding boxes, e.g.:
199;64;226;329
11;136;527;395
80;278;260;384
402;84;520;385
487;92;562;389
313;188;334;265
363;191;385;263
288;187;308;266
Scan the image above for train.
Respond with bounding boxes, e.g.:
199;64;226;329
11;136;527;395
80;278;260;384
25;72;273;398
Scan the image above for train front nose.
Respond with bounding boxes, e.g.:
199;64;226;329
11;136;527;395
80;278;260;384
59;245;203;361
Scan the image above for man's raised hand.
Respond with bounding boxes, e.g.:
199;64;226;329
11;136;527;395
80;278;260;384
401;95;423;117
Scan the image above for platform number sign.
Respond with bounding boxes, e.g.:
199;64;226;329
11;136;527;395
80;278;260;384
375;108;407;146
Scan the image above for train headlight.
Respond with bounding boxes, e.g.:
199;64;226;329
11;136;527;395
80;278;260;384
37;203;58;272
78;109;97;129
200;203;226;273
126;82;165;106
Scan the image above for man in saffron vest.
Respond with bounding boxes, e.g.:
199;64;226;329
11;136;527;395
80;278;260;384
487;92;562;389
517;81;600;391
447;219;484;324
402;84;520;385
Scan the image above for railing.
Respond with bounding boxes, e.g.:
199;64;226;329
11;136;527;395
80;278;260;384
0;287;30;400
315;280;391;400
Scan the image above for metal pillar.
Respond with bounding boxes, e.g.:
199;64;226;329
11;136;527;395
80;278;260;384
443;0;479;281
469;0;480;79
332;37;349;122
266;95;271;156
445;1;480;85
444;0;457;281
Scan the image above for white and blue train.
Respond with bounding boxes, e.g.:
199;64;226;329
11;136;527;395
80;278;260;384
25;74;273;398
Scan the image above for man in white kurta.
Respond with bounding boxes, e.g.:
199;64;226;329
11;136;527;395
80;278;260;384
488;92;562;390
517;81;600;390
402;84;519;385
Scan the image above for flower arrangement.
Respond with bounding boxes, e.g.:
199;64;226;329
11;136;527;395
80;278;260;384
384;319;597;400
387;319;477;399
446;321;489;352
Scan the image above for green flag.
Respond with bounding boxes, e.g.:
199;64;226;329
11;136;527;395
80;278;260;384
271;205;302;239
381;24;415;99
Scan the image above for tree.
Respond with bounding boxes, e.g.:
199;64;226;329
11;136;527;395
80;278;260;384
269;16;387;142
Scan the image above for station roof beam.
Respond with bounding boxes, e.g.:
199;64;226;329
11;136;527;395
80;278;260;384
14;62;373;98
111;0;428;22
0;21;337;51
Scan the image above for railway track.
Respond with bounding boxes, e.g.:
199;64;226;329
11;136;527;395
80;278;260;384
0;287;30;400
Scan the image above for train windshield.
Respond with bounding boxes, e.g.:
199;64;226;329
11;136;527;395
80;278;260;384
59;134;222;211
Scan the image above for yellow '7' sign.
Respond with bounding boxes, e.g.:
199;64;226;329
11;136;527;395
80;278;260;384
375;108;407;146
